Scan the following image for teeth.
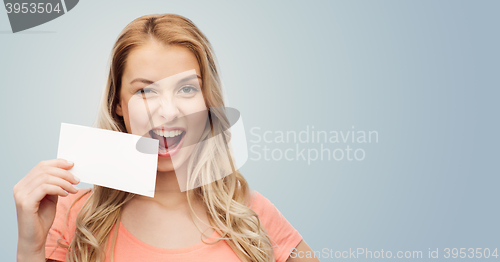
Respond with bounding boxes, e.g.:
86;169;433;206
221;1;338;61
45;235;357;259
152;129;183;138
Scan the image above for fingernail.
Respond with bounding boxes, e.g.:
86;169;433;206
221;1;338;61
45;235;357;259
67;160;74;165
74;175;80;183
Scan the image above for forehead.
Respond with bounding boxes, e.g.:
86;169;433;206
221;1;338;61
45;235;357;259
123;42;200;81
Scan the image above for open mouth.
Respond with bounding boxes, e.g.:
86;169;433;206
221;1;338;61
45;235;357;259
149;128;186;157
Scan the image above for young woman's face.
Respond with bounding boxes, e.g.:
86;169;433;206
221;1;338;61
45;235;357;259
116;41;208;173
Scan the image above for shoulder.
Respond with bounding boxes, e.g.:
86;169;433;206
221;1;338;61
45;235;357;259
246;190;292;229
247;190;303;262
247;190;277;215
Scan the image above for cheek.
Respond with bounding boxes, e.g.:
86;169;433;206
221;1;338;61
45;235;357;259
183;97;209;134
127;98;154;135
189;113;208;136
184;95;208;115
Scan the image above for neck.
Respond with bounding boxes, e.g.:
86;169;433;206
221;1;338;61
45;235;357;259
133;164;196;209
155;169;183;194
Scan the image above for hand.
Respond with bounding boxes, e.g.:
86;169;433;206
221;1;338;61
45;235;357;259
13;159;80;259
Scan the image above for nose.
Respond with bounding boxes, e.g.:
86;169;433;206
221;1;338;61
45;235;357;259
157;96;180;124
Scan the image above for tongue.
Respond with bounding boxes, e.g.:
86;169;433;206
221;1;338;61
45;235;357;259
153;133;182;151
163;136;181;149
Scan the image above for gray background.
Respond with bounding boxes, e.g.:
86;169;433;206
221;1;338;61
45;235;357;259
1;0;499;260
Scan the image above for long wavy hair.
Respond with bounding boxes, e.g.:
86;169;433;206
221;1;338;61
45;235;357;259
51;14;273;262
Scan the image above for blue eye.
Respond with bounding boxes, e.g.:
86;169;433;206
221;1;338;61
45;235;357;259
179;85;199;94
135;88;155;95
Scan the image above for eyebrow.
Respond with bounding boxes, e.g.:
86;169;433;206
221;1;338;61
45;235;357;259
130;74;202;86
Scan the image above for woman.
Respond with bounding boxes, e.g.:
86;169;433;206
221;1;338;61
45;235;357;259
14;14;319;262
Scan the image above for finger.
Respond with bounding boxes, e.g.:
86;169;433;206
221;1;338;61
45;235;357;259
14;168;46;202
14;159;76;205
43;175;79;194
28;184;70;209
45;166;80;185
15;162;46;191
23;169;79;197
39;158;75;170
24;158;74;185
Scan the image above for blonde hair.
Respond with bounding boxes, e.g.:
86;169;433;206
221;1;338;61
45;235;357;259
51;14;274;262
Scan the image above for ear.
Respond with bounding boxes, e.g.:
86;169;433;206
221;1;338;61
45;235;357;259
116;101;123;116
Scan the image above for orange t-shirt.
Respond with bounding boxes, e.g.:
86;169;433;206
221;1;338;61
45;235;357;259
45;188;302;262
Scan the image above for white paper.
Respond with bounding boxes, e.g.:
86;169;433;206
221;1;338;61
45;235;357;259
56;123;159;197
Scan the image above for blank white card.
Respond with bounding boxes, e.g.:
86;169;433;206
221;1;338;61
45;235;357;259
56;123;159;197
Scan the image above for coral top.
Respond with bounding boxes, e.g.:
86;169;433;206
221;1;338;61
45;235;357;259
45;189;302;262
